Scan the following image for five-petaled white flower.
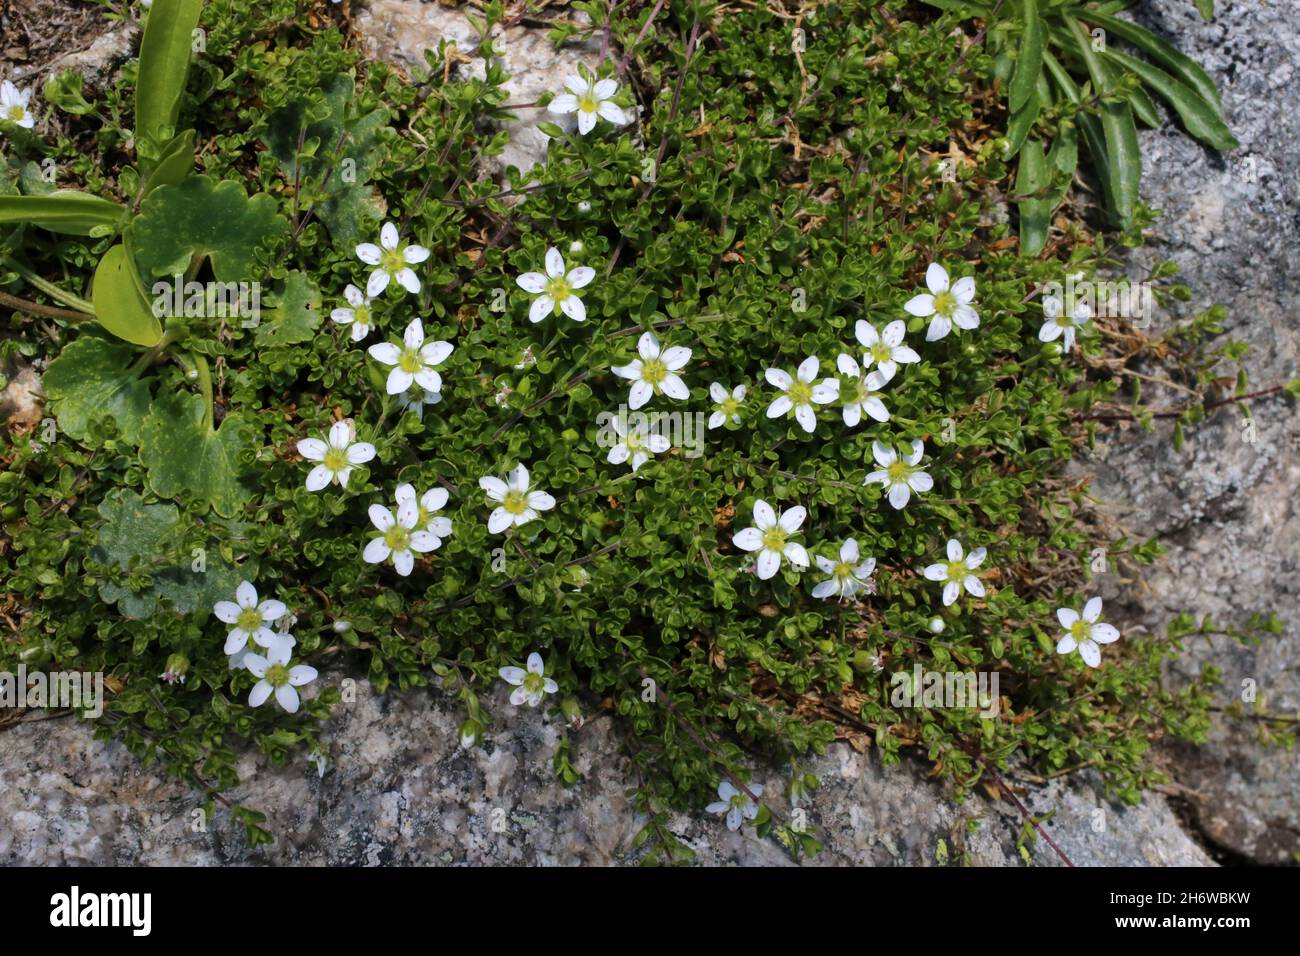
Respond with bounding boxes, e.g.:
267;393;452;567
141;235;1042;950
856;319;921;380
864;439;933;509
479;464;556;534
243;643;318;714
905;262;979;342
611;331;691;409
547;74;629;135
356;221;430;297
499;652;558;707
516;247;596;323
1055;596;1120;668
923;538;987;606
812;539;877;601
733;499;810;580
1039;295;1092;353
363;497;442;576
607;415;670;474
368;318;453;396
394;482;453;543
0;80;35;129
765;357;838;434
397;388;442;421
330;284;375;342
296;420;376;491
705;780;764;831
835;353;892;427
214;581;289;655
708;382;746;429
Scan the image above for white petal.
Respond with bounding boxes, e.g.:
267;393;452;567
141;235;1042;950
904;293;935;317
248;681;273;708
369;504;395;531
1078;640;1102;668
1057;607;1080;629
479;476;508;501
765;367;793;390
777;506;806;533
392;549;415;576
567;266;596;289
766;395;793;418
1091;623;1120;644
363;538;391;564
545;247;565;278
517;272;548;294
946;539;964;562
487;507;513;534
925;262;950;295
368;342;401;366
733;528;763;551
559;294;586;322
756;549;782;580
796;355;820;382
395;268;422;294
925;315;952;341
297;438;327;460
548;93;578;114
236;581;258;608
214;601;241;624
752;500;776;529
355;243;382;265
1083;596;1103;623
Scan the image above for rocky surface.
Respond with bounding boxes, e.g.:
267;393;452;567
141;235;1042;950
1086;0;1300;864
1;0;1290;866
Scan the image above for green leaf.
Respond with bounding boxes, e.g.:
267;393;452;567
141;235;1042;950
1195;0;1214;20
253;271;322;346
139;390;257;517
1015;138;1052;256
135;0;205;166
142;128;197;197
130;175;289;283
1070;17;1141;224
1069;7;1223;111
1009;0;1043;114
92;244;165;346
1004;89;1040;158
92;488;252;619
0;191;127;236
42;336;152;443
1101;49;1238;150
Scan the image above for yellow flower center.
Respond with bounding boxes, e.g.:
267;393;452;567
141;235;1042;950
947;560;966;581
384;524;411;551
761;527;788;552
545;276;572;303
626;430;646;452
720;398;740;417
503;490;529;515
380;247;406;273
933;291;957;316
237;607;263;633
353;304;370;326
264;663;290;688
870;343;891;363
834;561;854;579
788;380;812;405
6;106;24;121
398;348;422;373
577;92;599;114
1071;620;1089;640
323;447;348;473
641;358;667;385
887;460;909;481
523;671;546;694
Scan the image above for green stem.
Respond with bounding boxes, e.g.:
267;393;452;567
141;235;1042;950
192;352;214;431
5;259;95;313
129;328;177;377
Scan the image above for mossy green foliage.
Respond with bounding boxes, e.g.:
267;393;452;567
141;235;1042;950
1;0;1278;856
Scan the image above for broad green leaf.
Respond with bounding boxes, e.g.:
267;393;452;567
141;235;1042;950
1016;138;1052;256
1005;88;1040;158
92;488;252;619
1102;49;1238;150
263;75;391;246
254;271;322;347
42;336;151;443
130;175;289;283
135;0;204;165
1009;0;1043;113
139;390;256;517
1069;7;1223;110
142;128;197;197
1070;17;1141;224
0;191;126;236
92;244;164;347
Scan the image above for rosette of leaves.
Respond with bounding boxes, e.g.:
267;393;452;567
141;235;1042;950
924;0;1235;250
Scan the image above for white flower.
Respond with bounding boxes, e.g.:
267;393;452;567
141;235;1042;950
923;539;987;607
479;463;556;534
367;318;453;396
611;331;691;409
1055;596;1120;668
296;420;376;491
765;357;838;433
835;353;892;427
243;642;318;714
330;284;375;342
499;652;558;707
708;382;746;428
394;482;453;543
812;539;876;601
308;749;329;778
864;439;933;509
355;221;430;297
905;262;979;341
1039;295;1092;353
732;499;809;580
514;346;537;369
516;247;595;323
397;388;442;421
705;780;764;831
607;415;670;474
0;80;35;130
929;617;946;634
855;319;920;379
362;497;443;576
214;581;289;656
548;74;628;135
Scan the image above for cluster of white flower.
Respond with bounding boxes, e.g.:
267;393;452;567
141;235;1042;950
212;581;318;713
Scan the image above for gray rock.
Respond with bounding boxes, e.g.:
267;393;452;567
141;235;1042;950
1083;0;1300;864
